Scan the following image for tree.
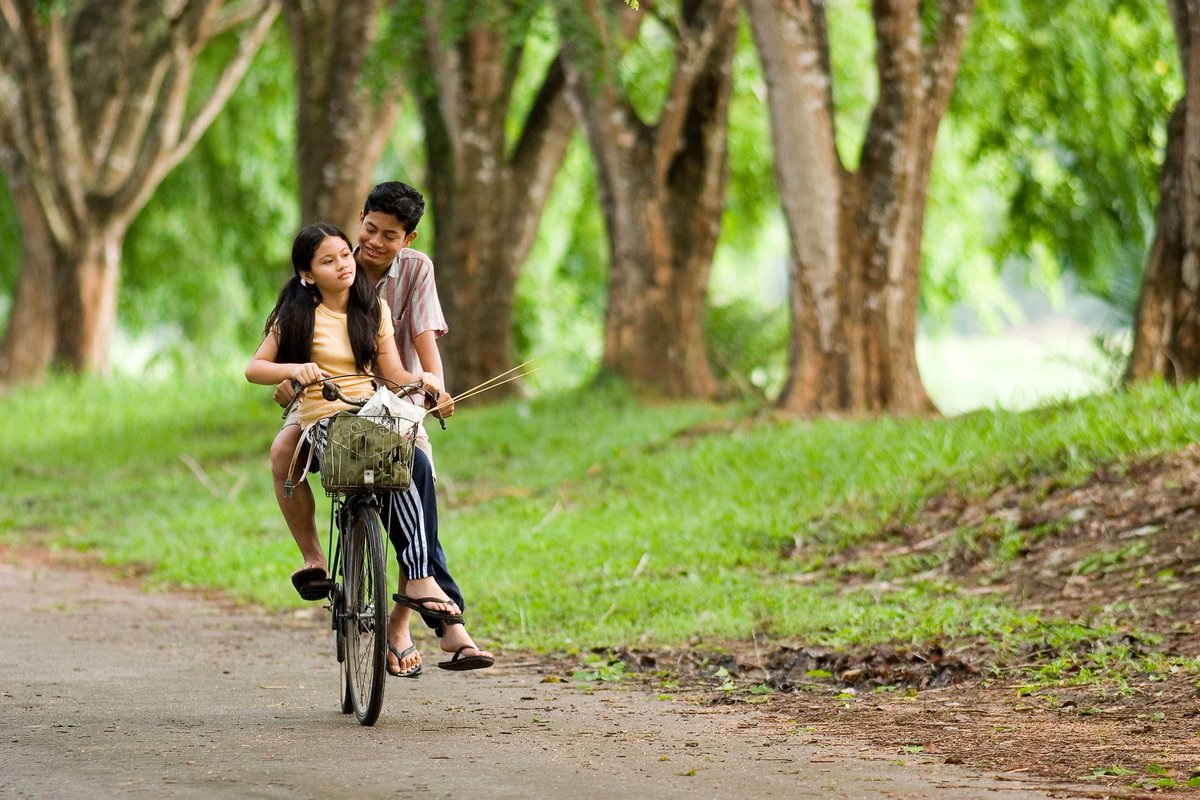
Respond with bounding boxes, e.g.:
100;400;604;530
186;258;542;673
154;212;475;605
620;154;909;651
121;27;298;360
745;0;974;415
0;0;280;382
393;1;576;396
283;0;400;236
555;0;740;398
1127;0;1200;383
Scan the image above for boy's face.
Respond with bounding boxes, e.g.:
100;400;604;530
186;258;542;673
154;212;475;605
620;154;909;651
356;211;417;273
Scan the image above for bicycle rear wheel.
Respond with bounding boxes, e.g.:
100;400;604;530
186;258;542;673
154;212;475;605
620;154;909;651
340;500;388;726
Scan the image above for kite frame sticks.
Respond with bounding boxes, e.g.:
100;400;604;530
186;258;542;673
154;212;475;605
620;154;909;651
429;357;542;416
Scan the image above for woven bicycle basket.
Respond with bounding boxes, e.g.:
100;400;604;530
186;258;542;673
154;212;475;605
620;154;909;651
319;410;417;493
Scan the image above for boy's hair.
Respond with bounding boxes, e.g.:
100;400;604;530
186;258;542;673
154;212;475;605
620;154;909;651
363;181;425;234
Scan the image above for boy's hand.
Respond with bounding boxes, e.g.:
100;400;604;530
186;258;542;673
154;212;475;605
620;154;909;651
436;390;455;417
417;371;443;404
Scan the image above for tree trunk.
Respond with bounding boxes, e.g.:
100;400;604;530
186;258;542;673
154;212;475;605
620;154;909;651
54;226;124;372
747;0;845;410
417;11;576;396
0;175;130;377
0;0;279;383
1127;0;1200;382
0;174;56;382
284;0;399;236
747;0;972;415
558;0;739;398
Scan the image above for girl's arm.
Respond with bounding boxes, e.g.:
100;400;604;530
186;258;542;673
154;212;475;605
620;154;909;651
375;335;442;399
245;331;329;387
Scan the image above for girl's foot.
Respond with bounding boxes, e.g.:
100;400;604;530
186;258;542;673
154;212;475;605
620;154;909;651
386;607;422;677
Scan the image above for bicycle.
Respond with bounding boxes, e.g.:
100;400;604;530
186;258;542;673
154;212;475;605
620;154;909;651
292;374;443;726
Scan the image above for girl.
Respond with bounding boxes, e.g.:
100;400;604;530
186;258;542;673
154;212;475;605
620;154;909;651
247;223;493;675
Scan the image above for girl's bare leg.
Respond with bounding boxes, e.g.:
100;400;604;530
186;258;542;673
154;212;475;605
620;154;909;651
270;424;325;573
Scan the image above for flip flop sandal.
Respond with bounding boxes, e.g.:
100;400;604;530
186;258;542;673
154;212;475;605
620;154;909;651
437;645;495;672
291;566;333;601
392;593;464;624
387;642;422;679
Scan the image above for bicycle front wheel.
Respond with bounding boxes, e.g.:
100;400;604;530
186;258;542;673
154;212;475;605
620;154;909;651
340;501;388;726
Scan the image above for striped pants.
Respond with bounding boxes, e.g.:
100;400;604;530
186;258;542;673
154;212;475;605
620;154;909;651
378;448;465;633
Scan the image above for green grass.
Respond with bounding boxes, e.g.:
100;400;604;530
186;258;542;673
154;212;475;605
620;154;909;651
4;371;1200;679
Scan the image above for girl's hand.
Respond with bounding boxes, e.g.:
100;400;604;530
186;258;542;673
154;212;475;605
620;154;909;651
291;363;328;387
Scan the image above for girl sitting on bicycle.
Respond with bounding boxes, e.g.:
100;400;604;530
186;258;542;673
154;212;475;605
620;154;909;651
246;223;493;673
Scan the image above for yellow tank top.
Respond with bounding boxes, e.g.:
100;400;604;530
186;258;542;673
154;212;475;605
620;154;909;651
299;302;395;429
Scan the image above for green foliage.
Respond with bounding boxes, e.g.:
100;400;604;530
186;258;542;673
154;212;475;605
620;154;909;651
121;23;297;369
514;136;607;392
505;4;564;152
921;119;1020;330
720;19;780;252
704;297;788;399
618;8;674;123
826;0;878;168
953;0;1179;314
375;0;550;102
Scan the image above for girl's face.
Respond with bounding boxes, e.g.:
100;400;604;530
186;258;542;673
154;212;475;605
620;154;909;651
301;235;356;293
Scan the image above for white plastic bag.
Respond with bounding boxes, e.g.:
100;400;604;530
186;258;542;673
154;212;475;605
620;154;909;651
357;385;425;433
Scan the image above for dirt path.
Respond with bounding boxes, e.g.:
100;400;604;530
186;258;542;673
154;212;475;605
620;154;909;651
0;559;1093;799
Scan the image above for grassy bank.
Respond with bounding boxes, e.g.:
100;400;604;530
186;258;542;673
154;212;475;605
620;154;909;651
4;372;1200;679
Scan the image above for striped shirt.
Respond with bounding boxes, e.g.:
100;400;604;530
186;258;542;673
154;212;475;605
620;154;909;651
375;248;447;373
374;248;447;469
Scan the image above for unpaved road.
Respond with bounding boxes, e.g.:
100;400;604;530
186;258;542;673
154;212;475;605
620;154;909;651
0;560;1096;799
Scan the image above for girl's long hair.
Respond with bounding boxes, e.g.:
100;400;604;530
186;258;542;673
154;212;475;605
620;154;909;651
264;223;381;372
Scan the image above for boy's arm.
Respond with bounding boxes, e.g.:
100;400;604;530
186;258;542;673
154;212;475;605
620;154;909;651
377;335;441;399
414;329;454;417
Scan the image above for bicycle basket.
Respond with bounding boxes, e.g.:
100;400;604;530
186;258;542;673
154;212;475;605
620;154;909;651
319;410;417;493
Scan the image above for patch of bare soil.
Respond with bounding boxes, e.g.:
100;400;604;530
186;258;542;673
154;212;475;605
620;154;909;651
599;444;1200;796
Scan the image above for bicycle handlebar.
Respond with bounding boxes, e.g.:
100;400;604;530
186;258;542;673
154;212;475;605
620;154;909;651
294;374;447;430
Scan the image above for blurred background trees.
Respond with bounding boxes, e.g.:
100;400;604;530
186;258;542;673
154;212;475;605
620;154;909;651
0;0;280;381
0;0;1186;415
401;0;576;396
